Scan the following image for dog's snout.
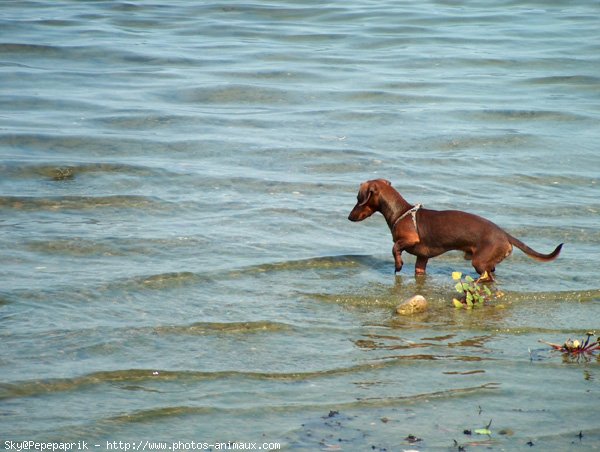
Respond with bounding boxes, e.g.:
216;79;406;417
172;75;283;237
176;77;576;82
349;182;378;222
348;204;368;222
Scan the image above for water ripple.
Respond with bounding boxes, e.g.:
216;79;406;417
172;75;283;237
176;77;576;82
0;195;172;211
0;363;498;402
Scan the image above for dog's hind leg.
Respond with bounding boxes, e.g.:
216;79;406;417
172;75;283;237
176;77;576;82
415;256;428;275
472;242;512;282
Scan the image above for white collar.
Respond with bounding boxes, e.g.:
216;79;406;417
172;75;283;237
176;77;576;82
392;204;422;234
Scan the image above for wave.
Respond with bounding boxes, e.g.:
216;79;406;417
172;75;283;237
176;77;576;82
0;360;497;401
0;42;198;67
0;270;211;304
25;236;209;257
151;320;292;336
168;84;304;106
3;249;599;304
237;254;373;274
0;195;172;211
0;133;203;156
525;75;600;87
107;382;500;425
0;94;99;112
466;109;589;122
116;271;206;291
0;161;174;181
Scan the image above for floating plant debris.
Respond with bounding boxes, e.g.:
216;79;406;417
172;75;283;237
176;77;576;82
451;272;502;309
539;332;600;355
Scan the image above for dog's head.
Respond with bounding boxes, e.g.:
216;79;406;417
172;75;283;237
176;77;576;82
348;179;392;221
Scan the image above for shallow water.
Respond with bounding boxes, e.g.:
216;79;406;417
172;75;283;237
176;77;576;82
1;1;599;450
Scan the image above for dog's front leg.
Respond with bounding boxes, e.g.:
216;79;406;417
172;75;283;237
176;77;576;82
392;242;404;273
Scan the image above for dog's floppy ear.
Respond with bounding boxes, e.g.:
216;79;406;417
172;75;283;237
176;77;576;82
358;189;372;206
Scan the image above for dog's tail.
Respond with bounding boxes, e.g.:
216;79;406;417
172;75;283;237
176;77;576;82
508;236;563;262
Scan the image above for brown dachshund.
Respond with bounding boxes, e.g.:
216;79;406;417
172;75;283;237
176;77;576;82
348;179;562;280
